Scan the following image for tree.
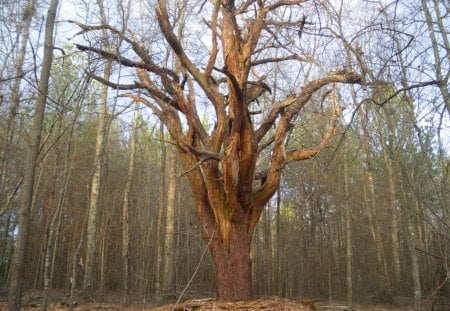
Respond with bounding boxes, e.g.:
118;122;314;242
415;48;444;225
121;102;139;304
73;0;363;300
83;0;113;291
420;0;450;117
8;0;60;309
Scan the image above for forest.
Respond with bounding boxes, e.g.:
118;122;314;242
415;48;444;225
0;0;449;310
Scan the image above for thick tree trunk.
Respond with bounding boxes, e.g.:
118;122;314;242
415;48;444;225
208;220;253;301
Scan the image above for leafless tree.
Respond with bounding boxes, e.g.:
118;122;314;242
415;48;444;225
72;0;363;300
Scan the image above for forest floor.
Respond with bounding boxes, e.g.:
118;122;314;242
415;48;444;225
1;292;449;310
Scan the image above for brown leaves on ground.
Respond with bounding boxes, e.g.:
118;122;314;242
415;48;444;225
0;298;317;310
1;296;445;310
151;297;318;310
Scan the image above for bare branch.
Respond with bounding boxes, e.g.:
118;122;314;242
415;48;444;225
286;88;341;162
75;44;152;71
235;0;258;15
267;0;307;11
204;0;220;77
156;0;225;120
371;80;440;106
251;54;312;66
87;73;141;90
185;145;223;162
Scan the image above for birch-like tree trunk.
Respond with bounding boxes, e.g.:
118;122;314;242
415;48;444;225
8;0;59;309
83;0;112;291
83;60;111;290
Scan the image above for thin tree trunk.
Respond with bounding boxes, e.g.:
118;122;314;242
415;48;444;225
380;131;401;287
70;216;87;311
122;103;139;304
0;0;36;203
163;145;177;293
155;122;166;297
83;59;111;290
343;30;390;292
83;0;112;290
361;109;390;292
408;217;422;311
8;0;59;309
262;208;272;295
275;189;282;297
0;12;33;275
42;99;80;310
343;120;353;311
421;0;450;116
98;212;110;292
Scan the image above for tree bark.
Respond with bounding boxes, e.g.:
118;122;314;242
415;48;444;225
42;112;78;310
380;129;401;287
155;122;166;297
342;106;353;311
83;0;113;291
0;0;36;203
208;215;253;300
74;0;363;300
122;102;139;304
83;60;110;290
8;0;59;309
421;0;450;116
401;186;422;310
163;145;177;293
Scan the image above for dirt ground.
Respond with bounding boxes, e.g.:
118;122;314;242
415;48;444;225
1;290;449;311
1;296;448;311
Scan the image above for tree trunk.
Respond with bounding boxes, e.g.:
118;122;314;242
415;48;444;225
401;186;422;310
154;122;166;297
42;74;81;310
83;60;110;290
275;189;282;297
380;132;401;287
163;145;177;293
343;125;353;311
0;0;36;201
83;0;112;290
360;108;390;292
208;219;253;301
122;102;138;304
8;0;59;309
262;208;273;295
421;0;450;116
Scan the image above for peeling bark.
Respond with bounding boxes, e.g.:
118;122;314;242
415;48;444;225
73;0;363;300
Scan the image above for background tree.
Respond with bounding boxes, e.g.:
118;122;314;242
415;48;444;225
8;0;60;309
